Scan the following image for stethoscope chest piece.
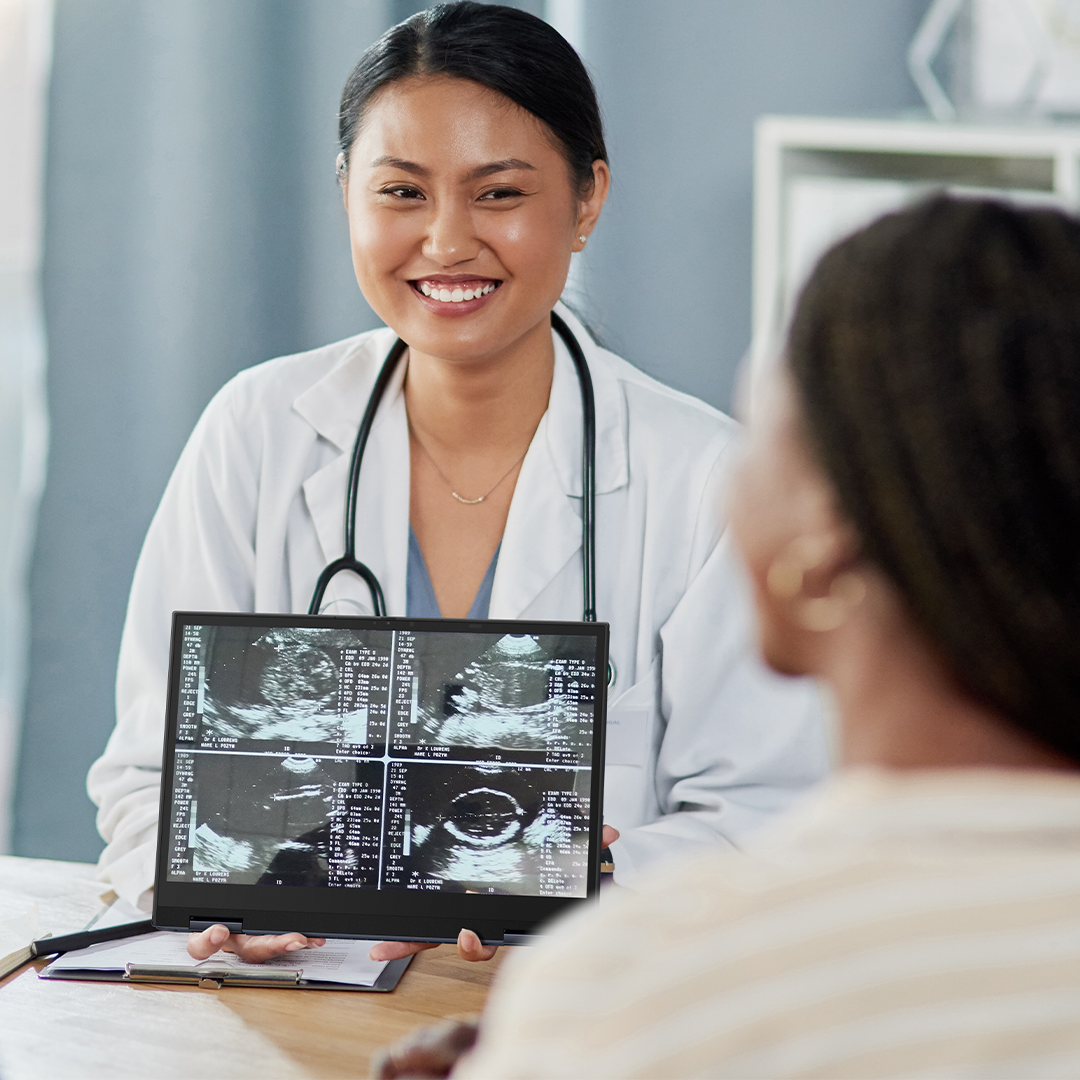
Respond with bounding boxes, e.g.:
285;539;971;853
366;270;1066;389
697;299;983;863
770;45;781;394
607;659;617;690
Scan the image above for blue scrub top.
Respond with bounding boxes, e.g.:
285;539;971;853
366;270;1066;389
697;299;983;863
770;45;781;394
406;526;499;619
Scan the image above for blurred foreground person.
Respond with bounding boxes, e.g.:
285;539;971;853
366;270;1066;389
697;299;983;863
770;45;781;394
377;195;1080;1078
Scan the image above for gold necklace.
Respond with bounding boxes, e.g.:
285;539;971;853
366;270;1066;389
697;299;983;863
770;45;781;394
409;421;529;505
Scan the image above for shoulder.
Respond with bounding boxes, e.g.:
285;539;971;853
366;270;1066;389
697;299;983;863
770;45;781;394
465;824;869;1072
593;342;740;460
207;327;394;426
459;850;779;1077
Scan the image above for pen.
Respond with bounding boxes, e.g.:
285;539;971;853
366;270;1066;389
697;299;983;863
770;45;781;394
30;919;154;958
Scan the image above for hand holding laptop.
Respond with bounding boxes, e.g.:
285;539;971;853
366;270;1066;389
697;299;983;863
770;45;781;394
188;823;620;965
369;824;620;963
187;925;326;963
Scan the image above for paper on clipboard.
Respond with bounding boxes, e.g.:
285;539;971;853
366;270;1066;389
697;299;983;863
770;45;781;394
45;931;390;986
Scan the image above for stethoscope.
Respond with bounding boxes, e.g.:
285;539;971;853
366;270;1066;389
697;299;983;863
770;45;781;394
307;309;601;640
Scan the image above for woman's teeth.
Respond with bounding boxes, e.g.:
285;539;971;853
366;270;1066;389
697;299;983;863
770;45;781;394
417;282;497;303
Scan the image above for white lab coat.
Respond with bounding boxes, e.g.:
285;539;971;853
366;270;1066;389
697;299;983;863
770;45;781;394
87;303;828;908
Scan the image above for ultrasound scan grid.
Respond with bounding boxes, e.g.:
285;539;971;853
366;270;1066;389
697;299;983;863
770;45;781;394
169;623;600;896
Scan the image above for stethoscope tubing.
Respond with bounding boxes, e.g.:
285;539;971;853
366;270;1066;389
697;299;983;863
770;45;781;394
308;312;597;625
551;310;597;623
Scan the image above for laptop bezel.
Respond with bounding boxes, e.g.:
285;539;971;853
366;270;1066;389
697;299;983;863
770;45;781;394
153;610;609;944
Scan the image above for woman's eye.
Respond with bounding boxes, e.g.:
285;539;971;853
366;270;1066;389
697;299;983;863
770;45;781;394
478;187;524;201
381;186;424;200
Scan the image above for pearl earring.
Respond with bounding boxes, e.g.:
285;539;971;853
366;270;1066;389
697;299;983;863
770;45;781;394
578;234;587;245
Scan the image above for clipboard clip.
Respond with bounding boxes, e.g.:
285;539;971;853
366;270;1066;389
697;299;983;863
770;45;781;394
125;963;302;989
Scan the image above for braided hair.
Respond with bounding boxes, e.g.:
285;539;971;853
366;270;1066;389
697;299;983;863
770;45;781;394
787;194;1080;761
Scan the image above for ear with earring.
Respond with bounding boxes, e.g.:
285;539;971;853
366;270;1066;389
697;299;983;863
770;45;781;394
766;535;866;632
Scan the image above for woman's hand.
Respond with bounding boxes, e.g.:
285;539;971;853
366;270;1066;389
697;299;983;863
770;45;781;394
369;824;620;964
371;1017;479;1079
601;823;619;854
187;925;326;963
369;927;497;963
188;827;621;966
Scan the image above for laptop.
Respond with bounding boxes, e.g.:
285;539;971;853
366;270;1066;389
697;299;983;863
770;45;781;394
153;612;609;945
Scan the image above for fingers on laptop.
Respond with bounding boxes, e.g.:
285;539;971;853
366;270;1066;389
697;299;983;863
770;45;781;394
186;927;325;962
368;940;441;962
368;928;498;964
458;928;499;962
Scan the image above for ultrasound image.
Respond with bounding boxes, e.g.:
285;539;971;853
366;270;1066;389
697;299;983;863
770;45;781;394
169;622;601;897
386;762;592;896
198;627;387;745
187;753;382;886
395;633;595;761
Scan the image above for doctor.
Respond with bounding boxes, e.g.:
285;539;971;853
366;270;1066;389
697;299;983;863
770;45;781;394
87;2;827;964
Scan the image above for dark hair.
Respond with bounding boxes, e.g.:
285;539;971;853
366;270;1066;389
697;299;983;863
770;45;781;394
338;2;606;198
787;195;1080;761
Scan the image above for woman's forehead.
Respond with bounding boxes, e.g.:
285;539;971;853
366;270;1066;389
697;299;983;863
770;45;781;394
354;76;559;168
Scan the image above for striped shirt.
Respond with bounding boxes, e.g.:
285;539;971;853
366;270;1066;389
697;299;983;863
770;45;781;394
455;769;1080;1079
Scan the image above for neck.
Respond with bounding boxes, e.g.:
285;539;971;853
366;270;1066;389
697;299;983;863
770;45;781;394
825;587;1077;773
403;316;555;453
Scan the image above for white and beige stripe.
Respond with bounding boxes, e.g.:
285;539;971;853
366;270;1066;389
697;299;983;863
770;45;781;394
456;769;1080;1078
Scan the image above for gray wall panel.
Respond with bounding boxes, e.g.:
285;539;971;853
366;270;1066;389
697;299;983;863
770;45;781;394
578;0;925;410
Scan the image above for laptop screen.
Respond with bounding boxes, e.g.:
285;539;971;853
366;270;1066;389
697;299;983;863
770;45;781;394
164;620;601;900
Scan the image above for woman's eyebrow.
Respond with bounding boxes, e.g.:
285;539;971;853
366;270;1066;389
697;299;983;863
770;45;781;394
370;155;428;175
368;156;537;180
467;158;537;179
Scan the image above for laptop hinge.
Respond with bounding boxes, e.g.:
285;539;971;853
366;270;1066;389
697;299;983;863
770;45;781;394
188;917;243;935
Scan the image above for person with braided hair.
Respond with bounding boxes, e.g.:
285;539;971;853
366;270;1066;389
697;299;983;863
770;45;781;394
375;194;1080;1078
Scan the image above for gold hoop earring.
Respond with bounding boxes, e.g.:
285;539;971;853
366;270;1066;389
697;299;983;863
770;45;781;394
766;536;865;632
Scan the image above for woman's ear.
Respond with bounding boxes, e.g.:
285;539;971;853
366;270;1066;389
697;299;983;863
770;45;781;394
765;524;866;634
729;363;868;674
574;160;610;249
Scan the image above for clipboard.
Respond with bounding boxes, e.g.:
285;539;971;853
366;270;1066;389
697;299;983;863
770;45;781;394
39;955;411;992
37;929;411;992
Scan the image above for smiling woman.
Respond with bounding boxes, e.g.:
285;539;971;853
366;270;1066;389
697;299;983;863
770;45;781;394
86;2;826;968
342;71;607;617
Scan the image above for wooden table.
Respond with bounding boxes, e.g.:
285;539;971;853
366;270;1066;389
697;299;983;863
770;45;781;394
0;856;502;1079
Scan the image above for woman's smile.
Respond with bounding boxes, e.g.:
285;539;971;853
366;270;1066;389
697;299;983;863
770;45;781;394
411;275;502;316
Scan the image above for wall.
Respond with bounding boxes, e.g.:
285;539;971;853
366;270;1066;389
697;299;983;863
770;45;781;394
14;0;927;861
578;0;926;408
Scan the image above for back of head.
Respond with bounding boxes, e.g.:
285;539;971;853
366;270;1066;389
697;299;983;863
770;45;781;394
787;195;1080;761
339;2;606;198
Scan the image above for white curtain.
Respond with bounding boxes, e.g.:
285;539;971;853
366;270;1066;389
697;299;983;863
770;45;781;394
0;0;51;853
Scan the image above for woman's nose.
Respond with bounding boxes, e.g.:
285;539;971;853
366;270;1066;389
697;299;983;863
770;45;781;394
423;201;481;265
